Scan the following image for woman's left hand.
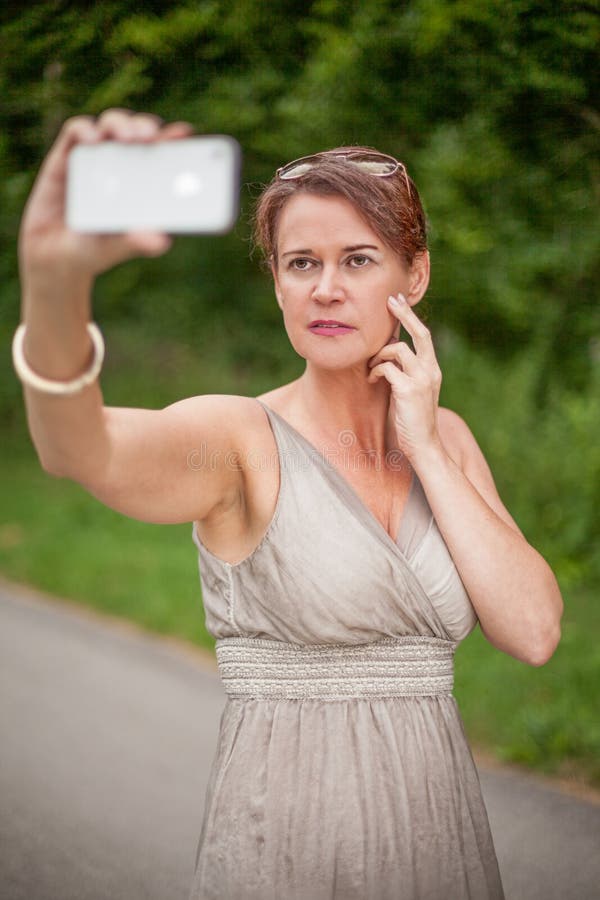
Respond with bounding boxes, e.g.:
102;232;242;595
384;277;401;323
367;293;444;464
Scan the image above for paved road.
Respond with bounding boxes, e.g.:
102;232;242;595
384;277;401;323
1;581;599;900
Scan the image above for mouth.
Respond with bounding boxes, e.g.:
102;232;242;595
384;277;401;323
308;319;356;334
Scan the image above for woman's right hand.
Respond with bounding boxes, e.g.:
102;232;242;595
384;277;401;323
18;108;195;291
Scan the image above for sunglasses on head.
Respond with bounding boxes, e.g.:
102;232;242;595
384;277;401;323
276;150;412;198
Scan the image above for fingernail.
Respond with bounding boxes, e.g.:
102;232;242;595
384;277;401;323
396;293;407;303
388;295;399;307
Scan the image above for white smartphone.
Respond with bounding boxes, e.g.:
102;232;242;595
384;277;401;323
66;136;241;234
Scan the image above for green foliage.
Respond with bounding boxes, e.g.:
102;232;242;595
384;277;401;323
1;1;598;391
438;330;600;593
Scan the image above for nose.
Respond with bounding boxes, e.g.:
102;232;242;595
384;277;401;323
312;264;345;304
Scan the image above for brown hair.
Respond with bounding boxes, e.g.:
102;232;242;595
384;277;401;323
252;146;428;269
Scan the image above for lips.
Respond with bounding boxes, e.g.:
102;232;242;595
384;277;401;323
309;320;354;328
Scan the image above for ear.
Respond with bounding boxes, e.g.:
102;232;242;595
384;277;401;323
405;251;430;307
270;258;284;311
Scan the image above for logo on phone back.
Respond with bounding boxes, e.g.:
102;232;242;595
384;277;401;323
173;172;204;197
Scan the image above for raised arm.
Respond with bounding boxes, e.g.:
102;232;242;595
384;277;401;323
17;109;245;525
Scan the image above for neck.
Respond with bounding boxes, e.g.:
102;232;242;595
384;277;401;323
289;364;397;456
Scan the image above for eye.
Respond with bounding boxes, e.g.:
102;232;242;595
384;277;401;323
288;257;315;271
348;254;372;268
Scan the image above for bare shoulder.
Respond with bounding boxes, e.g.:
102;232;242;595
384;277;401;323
436;406;523;535
174;389;283;458
170;392;266;435
184;390;279;464
177;392;260;416
185;392;274;526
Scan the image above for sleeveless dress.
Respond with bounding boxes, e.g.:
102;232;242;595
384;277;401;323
188;399;505;900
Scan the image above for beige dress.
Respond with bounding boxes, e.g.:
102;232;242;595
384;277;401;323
188;399;505;900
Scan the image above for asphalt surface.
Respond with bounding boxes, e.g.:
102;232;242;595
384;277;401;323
1;580;599;900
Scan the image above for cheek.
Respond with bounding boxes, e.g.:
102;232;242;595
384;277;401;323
274;271;292;302
278;297;304;338
277;280;306;315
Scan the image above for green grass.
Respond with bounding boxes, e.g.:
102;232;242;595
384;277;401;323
454;605;600;788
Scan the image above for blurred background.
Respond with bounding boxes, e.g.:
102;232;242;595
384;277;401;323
1;1;598;790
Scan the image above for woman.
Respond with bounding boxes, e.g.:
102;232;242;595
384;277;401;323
16;109;563;900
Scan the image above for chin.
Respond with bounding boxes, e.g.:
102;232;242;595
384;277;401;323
288;335;366;371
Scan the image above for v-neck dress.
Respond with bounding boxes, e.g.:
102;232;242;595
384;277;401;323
188;399;505;900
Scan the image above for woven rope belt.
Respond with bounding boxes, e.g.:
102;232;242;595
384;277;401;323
215;635;457;700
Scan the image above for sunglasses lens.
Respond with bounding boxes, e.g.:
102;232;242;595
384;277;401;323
353;160;397;175
279;161;316;179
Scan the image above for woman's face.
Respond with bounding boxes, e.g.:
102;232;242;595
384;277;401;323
271;192;425;369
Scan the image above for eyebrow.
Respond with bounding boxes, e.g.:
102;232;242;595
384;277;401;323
281;244;381;257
